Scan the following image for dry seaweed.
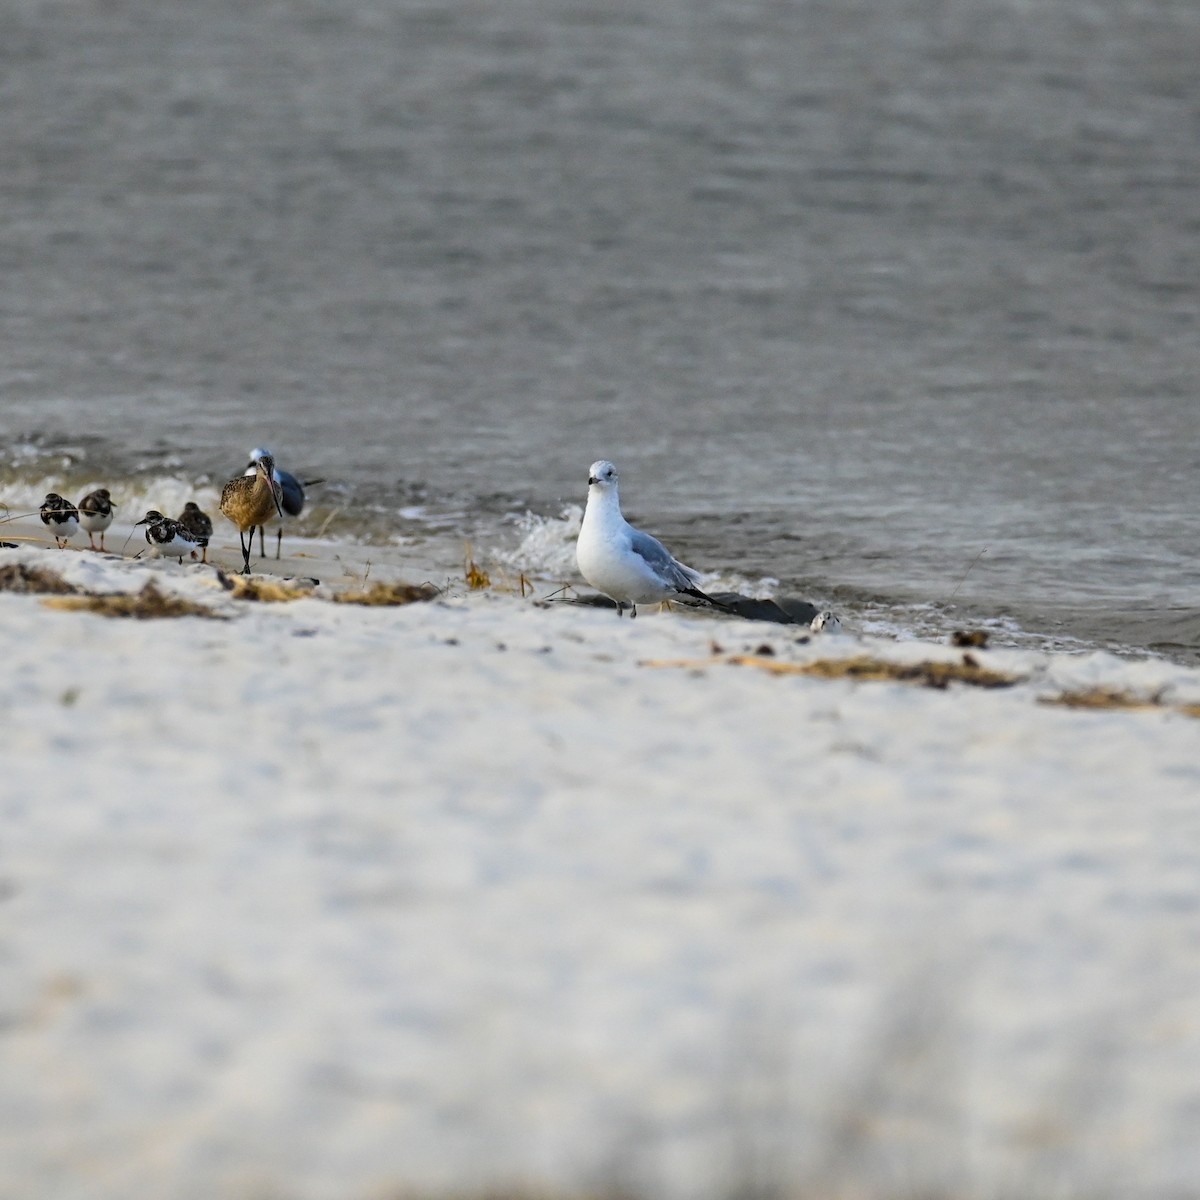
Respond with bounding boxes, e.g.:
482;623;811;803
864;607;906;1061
333;581;440;607
642;653;1022;690
0;563;82;595
217;571;316;602
42;580;224;620
1041;688;1161;712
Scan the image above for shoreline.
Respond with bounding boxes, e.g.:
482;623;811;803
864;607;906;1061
2;537;1200;1197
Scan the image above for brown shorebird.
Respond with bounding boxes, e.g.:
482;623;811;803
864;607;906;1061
77;487;116;551
243;447;324;560
219;454;284;573
177;502;214;563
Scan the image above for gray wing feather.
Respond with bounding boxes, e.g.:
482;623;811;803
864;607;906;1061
629;528;701;589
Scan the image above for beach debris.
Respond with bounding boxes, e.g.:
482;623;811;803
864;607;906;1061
464;546;491;590
951;629;990;648
216;570;316;603
220;454;285;574
1041;687;1161;712
642;653;1022;690
42;579;224;619
39;493;79;548
77;488;117;551
0;562;82;594
333;581;440;607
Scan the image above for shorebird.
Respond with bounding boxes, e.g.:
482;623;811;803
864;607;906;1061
40;493;79;548
575;460;728;618
243;447;321;559
220;454;284;573
177;502;214;563
77;488;116;551
135;510;208;563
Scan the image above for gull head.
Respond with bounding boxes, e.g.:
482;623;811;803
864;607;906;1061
588;460;619;489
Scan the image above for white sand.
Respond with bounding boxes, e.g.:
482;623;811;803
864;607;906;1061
2;527;1200;1200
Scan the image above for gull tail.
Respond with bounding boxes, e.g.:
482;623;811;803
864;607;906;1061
679;586;736;614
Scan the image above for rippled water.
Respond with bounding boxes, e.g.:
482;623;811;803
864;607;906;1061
1;0;1198;658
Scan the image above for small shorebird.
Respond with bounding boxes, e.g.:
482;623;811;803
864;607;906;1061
40;493;79;548
177;502;214;563
135;510;208;563
77;487;116;551
243;447;322;559
220;453;284;573
576;460;728;618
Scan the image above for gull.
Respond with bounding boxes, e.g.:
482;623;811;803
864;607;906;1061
576;459;727;618
243;447;323;559
220;454;284;574
40;493;79;548
77;488;117;551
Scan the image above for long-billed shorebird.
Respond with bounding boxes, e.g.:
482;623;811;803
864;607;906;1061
243;446;322;559
40;493;79;548
576;459;728;618
136;510;208;563
77;488;116;551
177;502;214;563
220;453;284;573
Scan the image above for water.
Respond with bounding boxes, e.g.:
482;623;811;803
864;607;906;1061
2;0;1198;658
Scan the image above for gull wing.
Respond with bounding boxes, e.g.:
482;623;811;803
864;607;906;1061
629;527;702;590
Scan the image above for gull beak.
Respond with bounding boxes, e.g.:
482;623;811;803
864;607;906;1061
588;475;597;485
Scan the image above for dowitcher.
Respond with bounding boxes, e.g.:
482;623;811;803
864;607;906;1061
243;446;322;559
576;460;728;618
220;454;284;573
136;509;208;563
177;502;214;563
77;487;116;551
40;493;79;548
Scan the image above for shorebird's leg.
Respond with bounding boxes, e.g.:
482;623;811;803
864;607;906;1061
99;532;106;552
240;530;252;574
256;525;266;558
276;527;283;560
630;604;637;619
87;532;97;551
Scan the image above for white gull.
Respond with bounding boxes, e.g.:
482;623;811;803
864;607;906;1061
575;459;726;618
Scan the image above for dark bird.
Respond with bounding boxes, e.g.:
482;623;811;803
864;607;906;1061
177;502;214;563
40;493;79;548
77;488;117;551
135;510;208;564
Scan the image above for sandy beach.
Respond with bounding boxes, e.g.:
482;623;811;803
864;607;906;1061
2;523;1200;1200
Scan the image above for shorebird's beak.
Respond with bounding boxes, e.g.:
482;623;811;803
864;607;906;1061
134;517;147;526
